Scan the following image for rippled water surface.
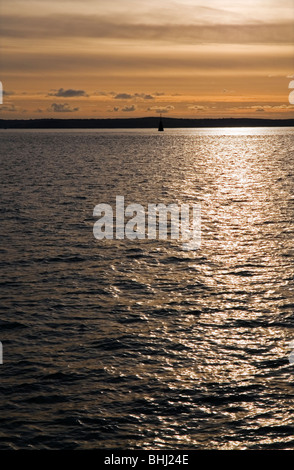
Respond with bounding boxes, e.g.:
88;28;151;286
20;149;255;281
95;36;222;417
0;127;293;449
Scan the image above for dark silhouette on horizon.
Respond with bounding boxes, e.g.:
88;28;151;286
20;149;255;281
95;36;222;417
0;117;293;129
158;114;164;131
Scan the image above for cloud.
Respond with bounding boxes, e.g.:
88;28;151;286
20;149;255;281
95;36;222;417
48;88;88;97
3;47;292;77
121;105;136;112
114;92;155;100
134;93;154;100
0;104;17;112
114;93;133;99
188;105;207;111
96;91;115;96
48;103;79;112
232;104;293;112
147;105;174;114
1;14;294;45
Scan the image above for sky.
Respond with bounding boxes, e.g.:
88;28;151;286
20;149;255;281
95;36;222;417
1;0;294;119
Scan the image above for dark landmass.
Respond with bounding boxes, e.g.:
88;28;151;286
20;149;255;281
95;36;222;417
0;117;294;129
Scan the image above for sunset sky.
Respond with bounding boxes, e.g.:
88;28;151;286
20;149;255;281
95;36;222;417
1;0;294;119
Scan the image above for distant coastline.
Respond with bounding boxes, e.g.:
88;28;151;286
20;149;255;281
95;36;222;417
0;117;294;129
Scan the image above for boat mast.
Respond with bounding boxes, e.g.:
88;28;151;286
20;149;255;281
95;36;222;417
158;113;164;131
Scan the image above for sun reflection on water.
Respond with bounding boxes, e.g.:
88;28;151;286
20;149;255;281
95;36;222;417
0;128;293;449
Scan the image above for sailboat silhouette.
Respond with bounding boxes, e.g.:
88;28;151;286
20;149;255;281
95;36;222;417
158;114;164;131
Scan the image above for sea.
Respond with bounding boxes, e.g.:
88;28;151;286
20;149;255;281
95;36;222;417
0;127;293;450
